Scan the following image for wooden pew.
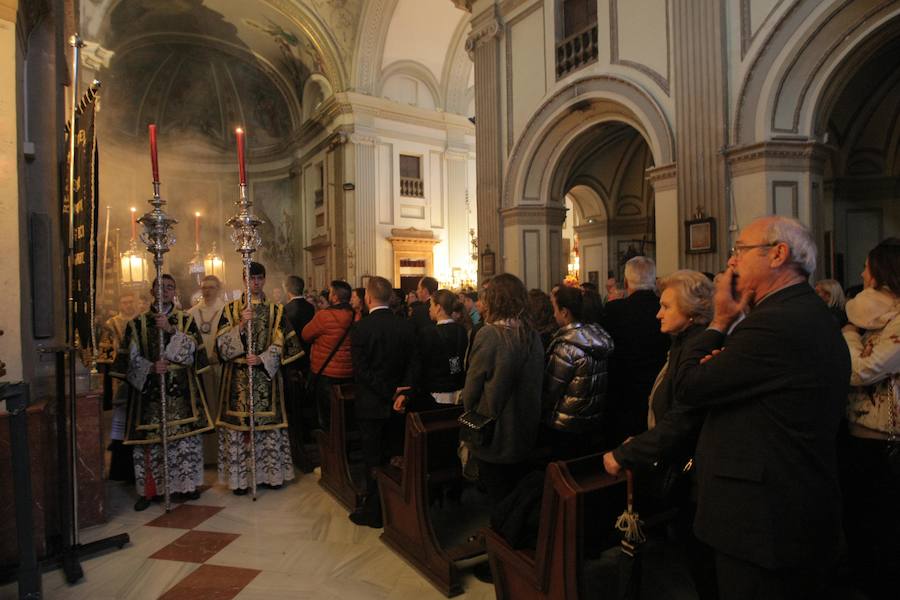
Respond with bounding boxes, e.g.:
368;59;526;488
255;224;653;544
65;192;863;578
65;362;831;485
483;454;629;600
376;406;484;597
314;383;365;512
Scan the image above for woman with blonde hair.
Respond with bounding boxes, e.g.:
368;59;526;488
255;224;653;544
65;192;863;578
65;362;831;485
603;269;717;599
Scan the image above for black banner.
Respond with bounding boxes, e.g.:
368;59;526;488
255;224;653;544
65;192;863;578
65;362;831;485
65;84;100;358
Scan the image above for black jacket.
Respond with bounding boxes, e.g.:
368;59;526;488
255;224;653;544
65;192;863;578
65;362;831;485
674;283;850;570
283;297;315;372
542;322;614;433
420;321;469;393
351;308;418;419
600;289;670;443
613;324;707;470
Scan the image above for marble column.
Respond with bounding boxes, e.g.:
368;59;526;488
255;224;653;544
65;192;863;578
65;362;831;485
672;0;728;272
466;7;503;280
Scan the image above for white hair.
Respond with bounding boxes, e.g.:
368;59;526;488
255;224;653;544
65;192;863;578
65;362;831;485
624;256;657;291
762;216;817;276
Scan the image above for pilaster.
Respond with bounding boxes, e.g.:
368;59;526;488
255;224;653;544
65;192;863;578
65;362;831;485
467;5;503;280
350;133;378;285
672;0;728;272
499;204;567;291
647;163;679;276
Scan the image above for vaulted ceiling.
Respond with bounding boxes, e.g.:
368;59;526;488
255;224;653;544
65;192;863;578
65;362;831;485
81;0;473;154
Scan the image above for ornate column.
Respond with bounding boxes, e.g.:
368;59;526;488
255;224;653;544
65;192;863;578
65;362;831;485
466;6;503;280
672;0;728;272
350;133;378;284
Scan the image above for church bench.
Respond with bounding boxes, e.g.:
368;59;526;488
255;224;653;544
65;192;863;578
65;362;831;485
483;454;630;600
314;383;365;512
376;405;484;597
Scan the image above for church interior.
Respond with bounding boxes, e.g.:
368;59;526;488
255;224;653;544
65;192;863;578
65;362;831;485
2;0;899;598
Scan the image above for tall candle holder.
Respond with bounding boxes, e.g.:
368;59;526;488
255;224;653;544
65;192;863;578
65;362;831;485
137;123;178;512
225;127;264;500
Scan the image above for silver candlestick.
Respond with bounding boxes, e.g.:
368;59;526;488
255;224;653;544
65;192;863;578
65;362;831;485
138;124;177;512
226;127;264;501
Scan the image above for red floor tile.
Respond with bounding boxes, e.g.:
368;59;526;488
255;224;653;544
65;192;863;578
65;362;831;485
150;530;239;563
158;564;261;600
146;504;223;530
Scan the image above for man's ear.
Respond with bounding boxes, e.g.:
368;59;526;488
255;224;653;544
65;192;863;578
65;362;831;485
770;242;790;269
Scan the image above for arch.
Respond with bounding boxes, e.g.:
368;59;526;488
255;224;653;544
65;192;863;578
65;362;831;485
566;183;608;222
378;60;444;109
352;0;398;94
302;74;334;121
733;0;900;144
441;17;473;115
504;75;674;209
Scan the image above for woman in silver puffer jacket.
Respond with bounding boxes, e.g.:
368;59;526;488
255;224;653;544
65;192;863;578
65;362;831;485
542;284;614;458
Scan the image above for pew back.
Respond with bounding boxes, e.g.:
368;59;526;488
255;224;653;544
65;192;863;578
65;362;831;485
314;383;365;511
485;453;627;600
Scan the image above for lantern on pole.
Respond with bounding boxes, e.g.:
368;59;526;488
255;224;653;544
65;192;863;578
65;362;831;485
120;207;149;285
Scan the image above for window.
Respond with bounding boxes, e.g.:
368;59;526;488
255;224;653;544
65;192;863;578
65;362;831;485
399;154;424;198
556;0;599;79
563;0;597;38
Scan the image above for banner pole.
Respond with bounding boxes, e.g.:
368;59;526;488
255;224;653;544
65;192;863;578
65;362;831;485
66;32;85;549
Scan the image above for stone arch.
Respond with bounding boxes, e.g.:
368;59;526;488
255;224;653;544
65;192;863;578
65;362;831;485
378;60;444;109
733;0;900;144
441;17;473;115
504;75;674;209
302;74;334;121
566;183;608;222
352;0;398;94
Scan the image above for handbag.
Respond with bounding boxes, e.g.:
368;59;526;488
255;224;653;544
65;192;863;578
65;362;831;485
886;376;900;477
458;410;496;447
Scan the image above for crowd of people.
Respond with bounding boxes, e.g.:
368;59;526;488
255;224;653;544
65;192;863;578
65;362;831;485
96;215;897;600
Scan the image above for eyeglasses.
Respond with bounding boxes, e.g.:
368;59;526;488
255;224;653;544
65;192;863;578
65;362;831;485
730;243;775;257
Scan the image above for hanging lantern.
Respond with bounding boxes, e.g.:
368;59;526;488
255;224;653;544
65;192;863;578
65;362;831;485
203;241;226;280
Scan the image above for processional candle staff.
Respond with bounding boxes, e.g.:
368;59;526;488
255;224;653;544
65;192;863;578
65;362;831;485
137;123;178;512
226;127;264;500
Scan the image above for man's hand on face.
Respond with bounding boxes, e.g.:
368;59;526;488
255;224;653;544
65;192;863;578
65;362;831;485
710;268;751;331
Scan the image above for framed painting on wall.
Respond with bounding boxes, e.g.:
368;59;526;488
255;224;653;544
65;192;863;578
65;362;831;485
685;217;716;254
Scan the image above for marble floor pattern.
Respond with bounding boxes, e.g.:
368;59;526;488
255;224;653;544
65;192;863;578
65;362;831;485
0;468;497;600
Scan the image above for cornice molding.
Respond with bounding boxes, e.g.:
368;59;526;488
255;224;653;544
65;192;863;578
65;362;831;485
499;204;568;227
645;162;678;191
465;14;502;57
726;140;833;176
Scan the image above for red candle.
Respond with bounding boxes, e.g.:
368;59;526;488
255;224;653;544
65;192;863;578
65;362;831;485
194;212;201;250
130;207;137;241
235;127;246;185
148;124;159;182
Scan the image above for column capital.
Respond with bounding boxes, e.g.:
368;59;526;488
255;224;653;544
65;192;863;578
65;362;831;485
499;204;568;227
725;140;832;177
646;163;678;192
349;133;378;146
465;15;503;57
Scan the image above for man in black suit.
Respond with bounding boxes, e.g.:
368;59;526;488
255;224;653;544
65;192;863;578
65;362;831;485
349;275;418;527
673;216;849;599
600;256;670;445
282;275;316;470
409;275;438;333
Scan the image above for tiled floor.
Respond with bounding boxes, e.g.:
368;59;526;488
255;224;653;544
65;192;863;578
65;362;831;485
0;469;497;600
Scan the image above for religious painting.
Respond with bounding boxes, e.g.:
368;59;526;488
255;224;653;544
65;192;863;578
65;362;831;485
685;217;716;254
252;178;297;275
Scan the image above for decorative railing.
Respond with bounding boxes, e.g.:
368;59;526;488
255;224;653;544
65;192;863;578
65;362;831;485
400;177;425;198
556;24;599;79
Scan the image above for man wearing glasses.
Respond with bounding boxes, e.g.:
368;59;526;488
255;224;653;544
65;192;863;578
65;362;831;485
672;216;850;600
